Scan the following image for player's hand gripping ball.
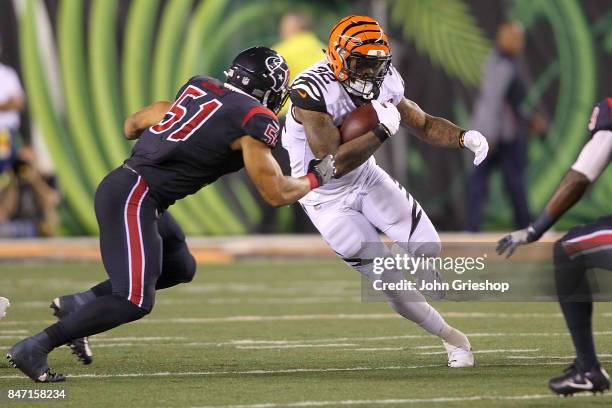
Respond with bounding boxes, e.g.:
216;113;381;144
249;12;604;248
340;100;400;143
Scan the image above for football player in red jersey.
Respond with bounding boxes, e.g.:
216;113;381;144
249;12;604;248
7;47;335;383
498;98;612;396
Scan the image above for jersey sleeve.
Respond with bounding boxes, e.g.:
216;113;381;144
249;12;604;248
571;130;612;182
587;98;612;137
387;64;405;105
241;105;280;148
290;75;327;113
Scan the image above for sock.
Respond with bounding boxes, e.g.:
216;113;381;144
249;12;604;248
560;301;599;371
438;324;471;349
42;295;147;350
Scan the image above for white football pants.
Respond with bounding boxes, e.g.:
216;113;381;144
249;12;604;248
302;165;446;335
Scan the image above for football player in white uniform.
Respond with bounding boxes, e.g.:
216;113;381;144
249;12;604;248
282;15;489;367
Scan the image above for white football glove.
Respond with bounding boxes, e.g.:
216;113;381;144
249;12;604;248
371;100;401;136
0;297;10;320
496;228;539;258
462;130;489;166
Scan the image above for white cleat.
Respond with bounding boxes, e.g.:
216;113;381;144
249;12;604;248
0;297;10;320
444;342;475;368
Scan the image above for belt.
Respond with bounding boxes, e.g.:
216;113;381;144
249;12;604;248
122;163;139;175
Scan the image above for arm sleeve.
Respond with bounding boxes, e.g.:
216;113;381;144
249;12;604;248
571;130;612;182
290;75;327;113
388;65;405;105
241;106;280;148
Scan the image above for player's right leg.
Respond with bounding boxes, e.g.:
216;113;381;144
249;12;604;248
549;216;612;395
360;167;473;367
7;167;162;382
303;199;469;367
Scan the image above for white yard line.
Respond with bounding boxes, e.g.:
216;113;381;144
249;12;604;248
508;353;612;360
189;392;612;408
0;311;609;326
2;360;612;381
93;336;186;342
235;344;358;350
418;348;538;356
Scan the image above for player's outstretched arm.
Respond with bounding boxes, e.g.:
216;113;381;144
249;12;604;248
237;135;335;207
295;105;394;178
397;98;488;165
497;129;612;257
123;101;171;140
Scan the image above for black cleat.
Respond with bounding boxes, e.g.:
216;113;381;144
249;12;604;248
6;337;65;383
51;297;93;365
549;362;610;396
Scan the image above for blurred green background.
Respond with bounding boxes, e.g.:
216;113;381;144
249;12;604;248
1;0;610;235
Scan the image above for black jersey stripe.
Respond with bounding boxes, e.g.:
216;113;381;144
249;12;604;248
303;72;327;89
294;75;323;92
293;76;323;96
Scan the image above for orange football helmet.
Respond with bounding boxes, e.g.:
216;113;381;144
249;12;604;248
327;15;392;98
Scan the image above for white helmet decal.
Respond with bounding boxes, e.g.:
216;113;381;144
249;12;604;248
265;55;289;92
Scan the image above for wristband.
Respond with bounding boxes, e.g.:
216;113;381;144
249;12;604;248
528;211;555;240
306;172;320;190
459;130;467;148
373;124;391;143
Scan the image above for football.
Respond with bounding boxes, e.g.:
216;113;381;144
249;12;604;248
340;103;379;143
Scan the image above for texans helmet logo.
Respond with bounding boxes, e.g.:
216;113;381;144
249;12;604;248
265;55;289;92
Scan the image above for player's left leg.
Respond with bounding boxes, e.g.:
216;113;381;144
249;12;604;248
47;211;195;366
549;217;612;395
8;169;162;382
361;166;474;367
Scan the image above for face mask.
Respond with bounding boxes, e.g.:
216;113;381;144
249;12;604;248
346;78;375;99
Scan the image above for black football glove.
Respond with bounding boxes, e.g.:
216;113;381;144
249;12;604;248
307;155;336;188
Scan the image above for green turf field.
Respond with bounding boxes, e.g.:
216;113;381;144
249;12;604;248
1;259;611;407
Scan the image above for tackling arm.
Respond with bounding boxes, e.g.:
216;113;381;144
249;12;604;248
295;106;388;178
238;135;334;207
123;101;171;140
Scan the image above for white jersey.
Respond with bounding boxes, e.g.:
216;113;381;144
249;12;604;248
282;59;405;205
